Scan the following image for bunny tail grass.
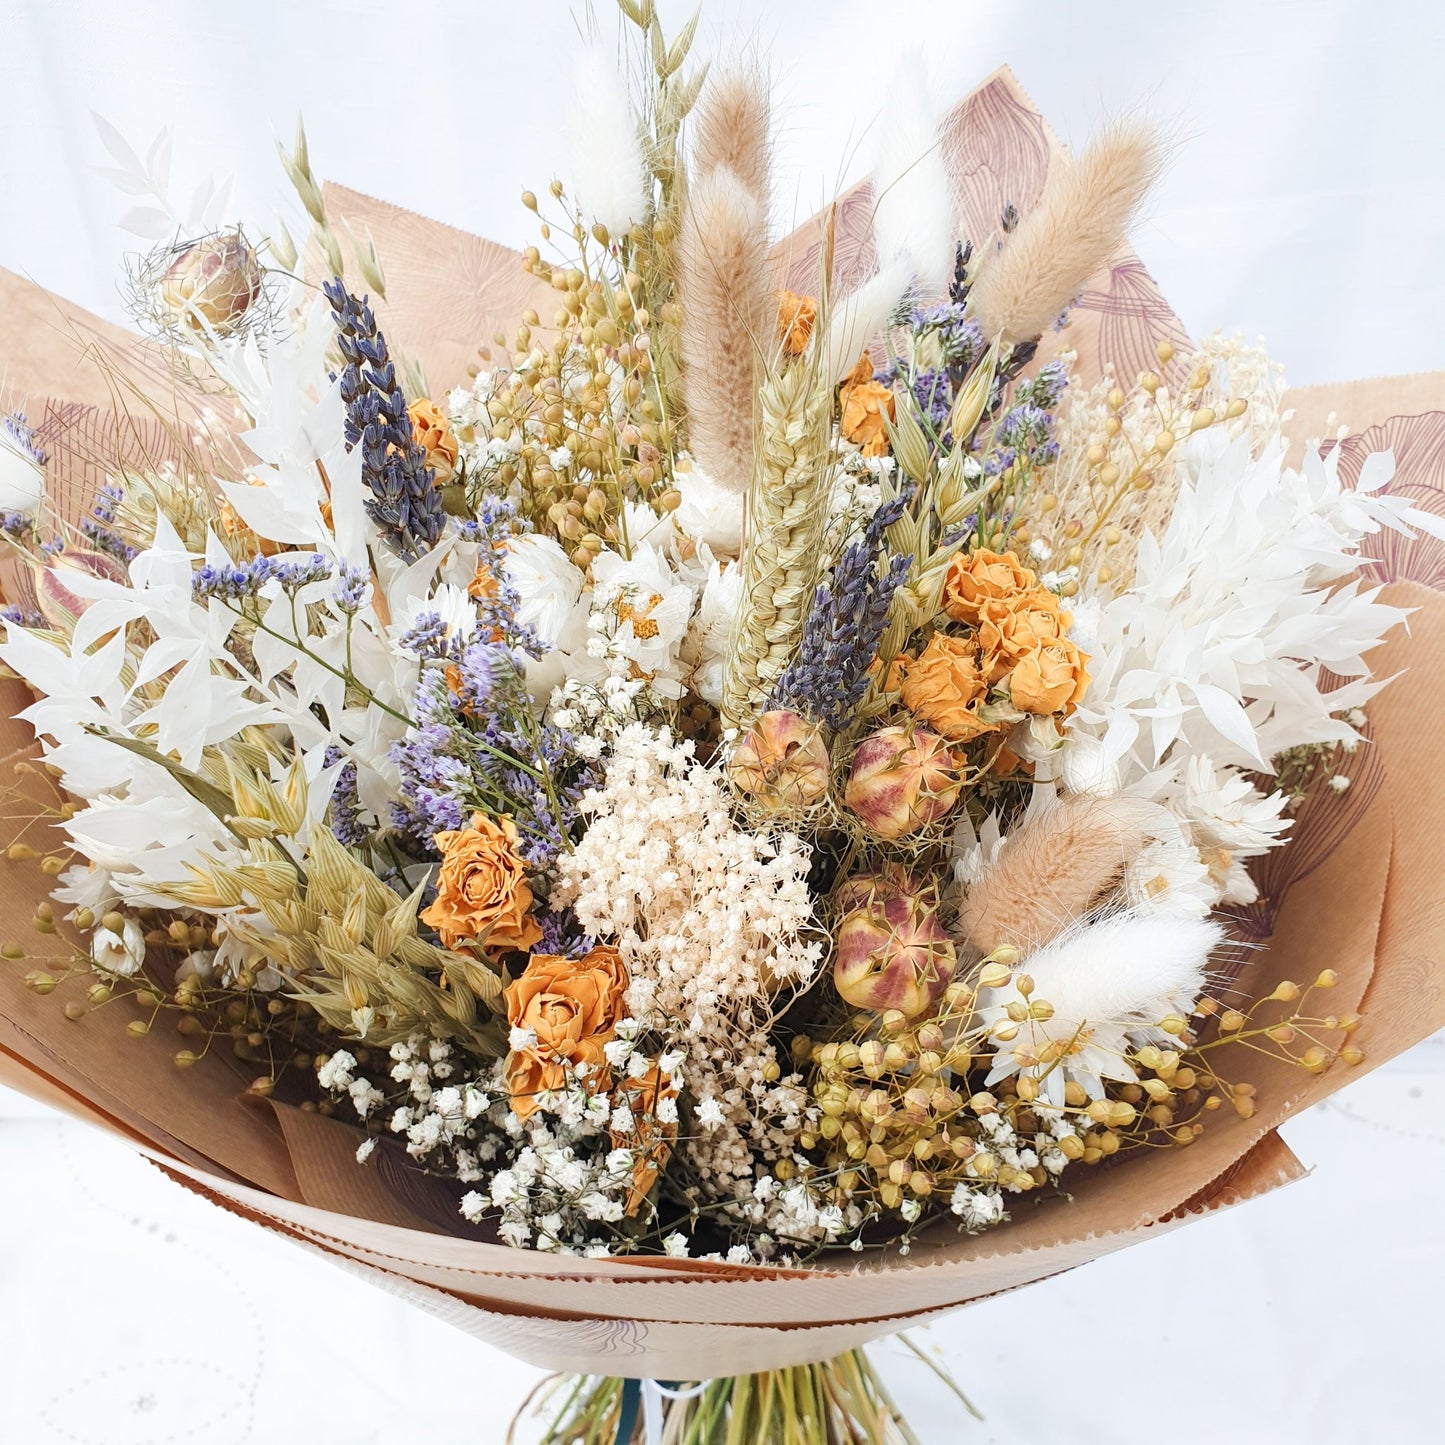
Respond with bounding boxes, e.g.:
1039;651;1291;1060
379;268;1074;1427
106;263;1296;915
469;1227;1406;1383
969;118;1163;347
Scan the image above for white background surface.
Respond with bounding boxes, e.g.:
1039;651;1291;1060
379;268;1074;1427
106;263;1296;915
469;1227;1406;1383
2;1;1444;1440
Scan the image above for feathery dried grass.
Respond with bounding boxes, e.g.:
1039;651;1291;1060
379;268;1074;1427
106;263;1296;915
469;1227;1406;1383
970;119;1163;346
691;67;772;209
958;794;1161;955
871;55;954;292
678;165;773;495
822;258;913;388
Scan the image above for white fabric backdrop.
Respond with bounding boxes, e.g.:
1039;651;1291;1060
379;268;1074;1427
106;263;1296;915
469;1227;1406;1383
2;1;1443;1439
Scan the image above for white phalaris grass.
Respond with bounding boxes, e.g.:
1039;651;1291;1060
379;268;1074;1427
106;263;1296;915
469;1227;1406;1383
979;910;1224;1106
570;41;650;237
869;52;955;294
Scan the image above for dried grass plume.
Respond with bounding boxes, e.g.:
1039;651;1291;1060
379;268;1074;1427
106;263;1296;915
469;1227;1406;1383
691;67;772;210
959;793;1162;955
970;118;1163;346
678;68;776;496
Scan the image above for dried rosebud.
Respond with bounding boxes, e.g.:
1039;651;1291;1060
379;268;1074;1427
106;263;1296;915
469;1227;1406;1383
843;726;962;840
36;548;128;630
834;888;957;1018
159;231;263;333
729;709;831;811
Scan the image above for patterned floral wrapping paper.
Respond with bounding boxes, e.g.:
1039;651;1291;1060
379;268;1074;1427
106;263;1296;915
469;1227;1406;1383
2;67;1444;1377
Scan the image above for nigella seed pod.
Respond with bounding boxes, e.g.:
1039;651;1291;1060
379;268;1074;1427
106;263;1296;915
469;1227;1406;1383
843;726;962;840
729;709;831;811
834;889;957;1018
831;864;920;915
35;548;128;630
158;231;263;333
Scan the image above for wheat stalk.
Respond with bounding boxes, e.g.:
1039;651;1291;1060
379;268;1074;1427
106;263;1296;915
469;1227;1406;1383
720;356;835;734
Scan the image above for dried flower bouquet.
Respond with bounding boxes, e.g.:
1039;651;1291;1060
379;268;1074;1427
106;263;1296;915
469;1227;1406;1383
3;3;1444;1439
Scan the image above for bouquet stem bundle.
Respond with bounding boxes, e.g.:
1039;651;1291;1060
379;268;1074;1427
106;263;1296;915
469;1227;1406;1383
525;1340;977;1445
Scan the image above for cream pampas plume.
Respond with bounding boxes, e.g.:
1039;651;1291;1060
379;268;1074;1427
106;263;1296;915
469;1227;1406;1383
690;68;772;210
970;118;1162;346
677;71;775;496
571;43;650;238
870;53;955;294
959;793;1166;955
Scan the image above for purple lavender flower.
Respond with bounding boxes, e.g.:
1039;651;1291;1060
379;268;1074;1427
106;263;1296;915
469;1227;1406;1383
995;401;1061;471
325;753;373;848
269;553;334;592
534;907;594;959
0;511;33;538
3;412;47;467
324;279;444;561
79;482;138;563
911;369;953;431
398;611;449;658
771;492;913;733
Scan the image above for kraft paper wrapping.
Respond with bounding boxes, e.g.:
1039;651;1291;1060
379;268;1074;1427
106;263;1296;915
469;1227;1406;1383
3;67;1444;1377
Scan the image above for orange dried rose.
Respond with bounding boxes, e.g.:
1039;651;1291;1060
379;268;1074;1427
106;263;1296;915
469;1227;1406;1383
610;1061;679;1215
504;946;630;1121
420;814;542;954
467;560;500;602
977;588;1068;681
898;633;997;741
407;397;460;486
777;290;818;357
1008;636;1092;715
942;548;1040;623
839;351;895;458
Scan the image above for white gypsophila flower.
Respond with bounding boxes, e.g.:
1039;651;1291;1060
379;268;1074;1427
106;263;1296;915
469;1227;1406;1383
950;1185;1005;1230
672;458;746;557
355;1138;376;1163
316;1050;356;1090
552;725;839;1242
695;1097;726;1132
89;916;147;977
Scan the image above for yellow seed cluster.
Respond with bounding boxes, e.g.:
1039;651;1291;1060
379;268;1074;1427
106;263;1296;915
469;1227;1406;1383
468;225;675;570
1022;341;1250;589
